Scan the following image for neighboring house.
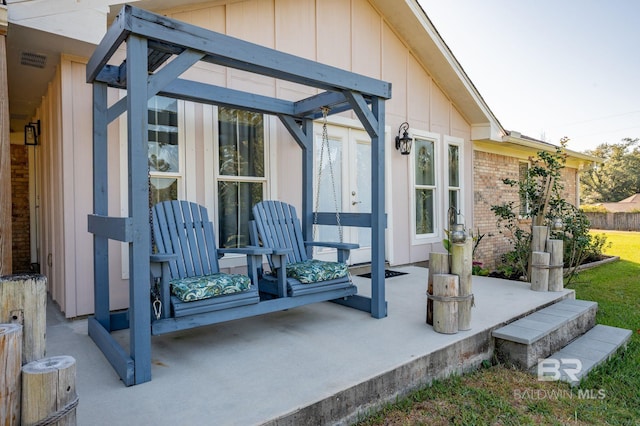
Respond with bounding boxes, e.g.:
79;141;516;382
583;194;640;231
2;0;598;318
591;193;640;212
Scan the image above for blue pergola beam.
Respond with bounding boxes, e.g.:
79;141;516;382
88;5;391;385
87;6;391;100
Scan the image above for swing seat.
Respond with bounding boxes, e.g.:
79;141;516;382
250;200;358;298
151;200;270;320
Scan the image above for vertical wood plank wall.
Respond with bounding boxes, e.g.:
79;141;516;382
30;0;472;317
0;22;11;275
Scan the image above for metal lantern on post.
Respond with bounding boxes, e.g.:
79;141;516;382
551;217;564;231
448;206;467;243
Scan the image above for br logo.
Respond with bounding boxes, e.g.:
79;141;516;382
537;358;582;381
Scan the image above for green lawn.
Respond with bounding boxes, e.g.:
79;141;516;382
356;230;640;425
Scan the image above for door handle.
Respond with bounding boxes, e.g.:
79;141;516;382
352;201;362;205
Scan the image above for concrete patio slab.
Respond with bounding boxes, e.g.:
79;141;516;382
44;266;574;425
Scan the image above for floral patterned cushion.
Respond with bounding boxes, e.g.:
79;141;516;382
170;273;251;302
285;259;348;284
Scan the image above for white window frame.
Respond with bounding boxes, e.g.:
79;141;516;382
411;130;441;245
120;96;187;279
444;135;465;230
148;96;188;203
210;107;272;268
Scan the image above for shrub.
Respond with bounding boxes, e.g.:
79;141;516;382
491;139;605;284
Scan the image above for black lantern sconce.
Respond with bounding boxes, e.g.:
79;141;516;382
395;122;412;155
24;120;41;146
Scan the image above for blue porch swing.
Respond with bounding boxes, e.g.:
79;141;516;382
87;5;390;386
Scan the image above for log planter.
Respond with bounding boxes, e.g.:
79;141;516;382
431;274;459;334
546;239;564;292
530;251;550;292
427;252;450;325
0;274;47;364
451;239;473;331
1;323;22;425
22;356;78;426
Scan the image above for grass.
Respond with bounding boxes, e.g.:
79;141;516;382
356;230;640;426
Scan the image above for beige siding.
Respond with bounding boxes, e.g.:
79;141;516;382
36;0;475;316
37;67;67;313
352;0;381;80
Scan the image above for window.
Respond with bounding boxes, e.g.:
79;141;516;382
148;96;180;205
216;107;266;248
448;143;460;218
445;137;464;228
414;137;436;236
412;133;465;243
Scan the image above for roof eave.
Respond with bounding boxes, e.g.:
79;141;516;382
371;0;504;139
502;134;603;166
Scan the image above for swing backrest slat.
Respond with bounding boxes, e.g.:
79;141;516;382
152;200;221;279
253;200;308;266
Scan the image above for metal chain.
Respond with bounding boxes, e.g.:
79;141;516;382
313;107;343;242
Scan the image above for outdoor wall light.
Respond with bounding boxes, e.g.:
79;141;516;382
395;121;412;155
24;120;40;146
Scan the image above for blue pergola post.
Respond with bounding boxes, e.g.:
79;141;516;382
86;5;392;385
126;34;152;384
370;97;386;318
92;82;110;329
300;118;314;256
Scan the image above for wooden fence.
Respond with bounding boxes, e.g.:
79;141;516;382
584;212;640;231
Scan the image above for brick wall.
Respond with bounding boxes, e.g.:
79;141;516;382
11;144;31;273
473;150;578;270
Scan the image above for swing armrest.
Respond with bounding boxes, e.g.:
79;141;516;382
304;241;359;250
149;253;178;321
150;253;178;263
304;241;358;264
255;247;291;298
218;246;273;285
150;253;178;278
217;246;272;256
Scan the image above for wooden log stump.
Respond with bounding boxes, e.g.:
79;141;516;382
1;323;22;425
528;225;548;281
451;238;473;330
427;252;450;325
0;274;47;364
530;251;550;292
432;274;458;334
21;356;78;426
546;239;564;292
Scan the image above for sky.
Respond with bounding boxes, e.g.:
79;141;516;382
418;0;640;153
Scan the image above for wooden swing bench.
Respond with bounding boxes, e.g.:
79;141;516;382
149;200;359;336
250;200;358;299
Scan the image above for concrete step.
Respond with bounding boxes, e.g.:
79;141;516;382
492;298;598;369
535;324;632;386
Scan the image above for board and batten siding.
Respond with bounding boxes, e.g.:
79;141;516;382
36;0;473;317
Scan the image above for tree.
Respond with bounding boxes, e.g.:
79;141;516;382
491;139;605;284
581;138;640;204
